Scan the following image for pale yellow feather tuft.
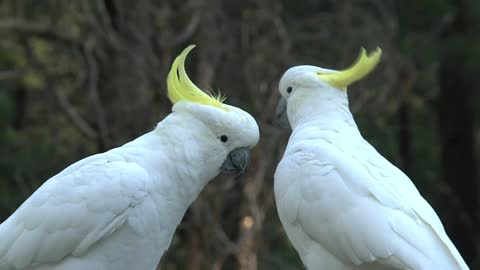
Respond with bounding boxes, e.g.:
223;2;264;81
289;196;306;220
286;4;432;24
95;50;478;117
317;47;382;90
166;45;227;110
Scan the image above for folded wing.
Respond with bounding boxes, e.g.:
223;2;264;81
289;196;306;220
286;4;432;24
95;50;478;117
0;154;149;270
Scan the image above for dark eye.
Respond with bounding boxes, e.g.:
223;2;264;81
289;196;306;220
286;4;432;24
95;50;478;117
286;86;293;94
220;135;229;143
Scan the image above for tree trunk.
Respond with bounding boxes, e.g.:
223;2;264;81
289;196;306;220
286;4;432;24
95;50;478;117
437;0;477;263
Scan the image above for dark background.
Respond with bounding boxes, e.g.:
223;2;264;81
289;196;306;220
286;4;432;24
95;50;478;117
0;0;479;269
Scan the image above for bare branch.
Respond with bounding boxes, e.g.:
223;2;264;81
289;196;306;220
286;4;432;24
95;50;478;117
0;19;80;48
0;70;25;81
22;38;99;141
54;88;98;140
80;41;110;147
172;11;201;46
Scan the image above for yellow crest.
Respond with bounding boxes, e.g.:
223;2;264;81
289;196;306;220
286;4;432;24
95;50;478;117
167;45;227;110
317;47;382;90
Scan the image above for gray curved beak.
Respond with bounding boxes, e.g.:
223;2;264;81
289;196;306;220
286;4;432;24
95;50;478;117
220;147;251;176
273;96;291;129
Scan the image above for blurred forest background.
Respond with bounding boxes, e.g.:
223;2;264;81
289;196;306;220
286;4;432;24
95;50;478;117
0;0;479;269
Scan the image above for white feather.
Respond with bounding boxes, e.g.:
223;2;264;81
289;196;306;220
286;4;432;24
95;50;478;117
0;103;260;270
275;65;469;270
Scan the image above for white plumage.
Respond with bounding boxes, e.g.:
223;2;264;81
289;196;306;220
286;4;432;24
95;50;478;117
274;51;469;269
0;46;259;270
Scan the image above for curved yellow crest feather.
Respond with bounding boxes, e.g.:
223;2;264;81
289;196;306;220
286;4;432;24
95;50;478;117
317;47;382;90
167;45;227;110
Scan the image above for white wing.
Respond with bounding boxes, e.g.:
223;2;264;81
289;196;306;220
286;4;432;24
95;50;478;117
276;137;468;270
0;153;149;270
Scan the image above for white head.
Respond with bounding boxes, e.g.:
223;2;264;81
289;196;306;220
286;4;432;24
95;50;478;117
275;48;382;128
166;45;260;175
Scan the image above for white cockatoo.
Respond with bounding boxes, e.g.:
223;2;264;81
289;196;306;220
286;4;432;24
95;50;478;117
0;45;259;270
274;48;469;270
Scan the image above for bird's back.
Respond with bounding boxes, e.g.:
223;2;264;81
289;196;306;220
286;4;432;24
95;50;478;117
275;127;468;270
